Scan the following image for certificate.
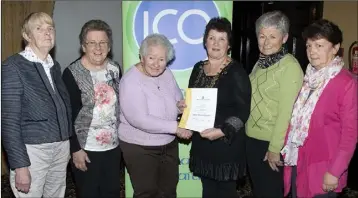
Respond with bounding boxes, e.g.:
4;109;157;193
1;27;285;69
179;88;217;132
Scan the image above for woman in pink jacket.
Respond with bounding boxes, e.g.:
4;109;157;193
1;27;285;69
281;19;357;198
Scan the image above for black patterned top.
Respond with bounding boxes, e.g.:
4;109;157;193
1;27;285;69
62;59;122;153
188;59;252;181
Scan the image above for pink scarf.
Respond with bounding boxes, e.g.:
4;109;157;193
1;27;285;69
282;56;344;166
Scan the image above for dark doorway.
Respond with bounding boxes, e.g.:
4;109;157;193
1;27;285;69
231;1;323;74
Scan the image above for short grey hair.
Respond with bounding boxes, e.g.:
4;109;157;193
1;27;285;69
139;33;175;63
255;11;290;36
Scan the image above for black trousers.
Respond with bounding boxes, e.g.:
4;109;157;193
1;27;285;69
291;166;337;198
71;146;122;198
201;177;238;198
120;139;179;198
246;136;284;198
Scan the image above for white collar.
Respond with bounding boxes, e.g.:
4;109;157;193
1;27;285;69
19;46;54;69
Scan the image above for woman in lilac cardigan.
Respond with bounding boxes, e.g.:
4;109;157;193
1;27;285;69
281;19;357;198
118;33;191;198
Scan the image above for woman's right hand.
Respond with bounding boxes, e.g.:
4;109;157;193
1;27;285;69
176;128;193;139
72;149;91;172
263;151;283;172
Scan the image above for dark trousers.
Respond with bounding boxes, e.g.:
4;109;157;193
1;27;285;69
71;146;122;198
246;136;284;198
120;139;179;198
201;177;238;198
291;166;337;198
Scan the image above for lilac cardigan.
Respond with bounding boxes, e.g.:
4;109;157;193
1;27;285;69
283;69;358;197
118;66;183;146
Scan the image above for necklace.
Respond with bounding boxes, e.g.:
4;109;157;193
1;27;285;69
141;64;160;90
205;57;229;76
154;78;160;90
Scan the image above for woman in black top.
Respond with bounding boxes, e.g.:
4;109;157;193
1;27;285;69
186;17;252;198
62;20;122;198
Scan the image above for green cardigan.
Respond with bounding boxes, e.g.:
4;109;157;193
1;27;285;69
246;54;304;153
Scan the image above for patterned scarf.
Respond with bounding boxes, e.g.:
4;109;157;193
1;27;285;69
257;47;288;69
281;56;344;166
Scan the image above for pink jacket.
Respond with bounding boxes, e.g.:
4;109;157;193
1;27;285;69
283;69;358;198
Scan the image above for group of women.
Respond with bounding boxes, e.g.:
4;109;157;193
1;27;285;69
2;9;356;198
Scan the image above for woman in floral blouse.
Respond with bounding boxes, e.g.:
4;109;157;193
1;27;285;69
62;19;122;198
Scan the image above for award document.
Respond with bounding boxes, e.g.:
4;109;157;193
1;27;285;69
179;88;218;132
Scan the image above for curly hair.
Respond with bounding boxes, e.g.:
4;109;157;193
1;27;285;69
203;17;232;54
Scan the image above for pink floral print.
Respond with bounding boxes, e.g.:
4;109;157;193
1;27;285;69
96;130;113;145
282;56;344;166
94;83;115;108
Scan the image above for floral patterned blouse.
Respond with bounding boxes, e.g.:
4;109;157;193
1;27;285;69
62;59;122;152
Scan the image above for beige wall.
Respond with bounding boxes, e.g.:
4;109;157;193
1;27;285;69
323;1;358;68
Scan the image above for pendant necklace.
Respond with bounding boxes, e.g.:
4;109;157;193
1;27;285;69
142;64;160;90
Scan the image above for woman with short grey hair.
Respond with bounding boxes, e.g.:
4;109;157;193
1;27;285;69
118;33;191;198
139;33;175;62
246;10;304;197
255;10;290;36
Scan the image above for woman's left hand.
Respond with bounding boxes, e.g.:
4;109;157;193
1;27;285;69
200;128;225;141
323;172;338;192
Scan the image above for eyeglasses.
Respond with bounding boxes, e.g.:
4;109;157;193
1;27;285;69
85;41;109;48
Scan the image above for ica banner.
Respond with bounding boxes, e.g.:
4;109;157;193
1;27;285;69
122;1;233;197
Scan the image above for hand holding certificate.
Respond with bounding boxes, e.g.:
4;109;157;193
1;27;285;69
179;88;218;132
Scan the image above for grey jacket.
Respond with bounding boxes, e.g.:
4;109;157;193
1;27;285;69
1;54;72;169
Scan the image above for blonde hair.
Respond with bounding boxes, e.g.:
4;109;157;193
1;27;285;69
21;12;54;43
